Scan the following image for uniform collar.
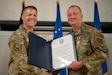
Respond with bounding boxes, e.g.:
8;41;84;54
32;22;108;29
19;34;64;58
74;23;85;36
19;24;28;34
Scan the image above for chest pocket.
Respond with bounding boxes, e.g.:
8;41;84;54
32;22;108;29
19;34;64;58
77;38;94;57
82;39;94;56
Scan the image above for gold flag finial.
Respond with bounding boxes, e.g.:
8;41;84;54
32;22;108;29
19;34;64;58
95;0;98;4
57;0;59;4
22;0;26;5
95;0;97;2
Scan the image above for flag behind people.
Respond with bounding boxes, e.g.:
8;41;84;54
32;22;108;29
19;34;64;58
18;0;25;26
53;0;67;75
53;0;63;39
94;0;108;75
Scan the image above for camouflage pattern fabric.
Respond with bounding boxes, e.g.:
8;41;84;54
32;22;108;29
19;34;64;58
68;23;109;75
8;25;46;75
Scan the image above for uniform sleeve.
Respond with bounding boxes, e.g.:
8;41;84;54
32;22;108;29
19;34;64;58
82;28;109;72
9;33;27;58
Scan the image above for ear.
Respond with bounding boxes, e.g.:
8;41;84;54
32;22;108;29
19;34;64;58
81;14;83;18
21;15;24;20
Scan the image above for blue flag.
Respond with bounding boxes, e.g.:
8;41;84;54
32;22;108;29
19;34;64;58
94;1;108;75
94;0;101;31
53;0;66;75
53;0;63;39
18;0;25;26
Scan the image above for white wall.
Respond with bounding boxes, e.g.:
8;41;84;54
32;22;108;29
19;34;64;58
0;32;11;75
0;0;112;22
0;31;112;75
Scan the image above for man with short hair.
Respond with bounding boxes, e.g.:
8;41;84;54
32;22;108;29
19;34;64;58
67;5;109;75
8;6;51;75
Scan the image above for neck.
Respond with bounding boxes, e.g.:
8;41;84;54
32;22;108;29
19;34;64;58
23;25;34;32
26;28;33;32
72;23;82;33
72;25;80;33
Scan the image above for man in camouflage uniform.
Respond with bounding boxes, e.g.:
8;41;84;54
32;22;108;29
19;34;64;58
8;6;51;75
66;5;109;75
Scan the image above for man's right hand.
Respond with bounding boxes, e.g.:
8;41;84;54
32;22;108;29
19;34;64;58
45;72;52;75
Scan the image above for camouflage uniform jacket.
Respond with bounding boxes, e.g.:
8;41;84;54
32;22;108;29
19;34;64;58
8;25;46;75
68;23;109;75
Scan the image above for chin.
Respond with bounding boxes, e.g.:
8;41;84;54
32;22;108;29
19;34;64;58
69;23;76;26
69;21;76;25
28;25;34;28
29;23;36;26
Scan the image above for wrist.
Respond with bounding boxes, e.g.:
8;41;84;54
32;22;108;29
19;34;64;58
81;62;84;68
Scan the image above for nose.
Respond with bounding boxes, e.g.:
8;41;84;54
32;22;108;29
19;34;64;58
30;15;37;20
31;15;35;18
70;14;75;18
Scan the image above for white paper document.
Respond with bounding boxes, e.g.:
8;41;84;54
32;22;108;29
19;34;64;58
51;34;77;70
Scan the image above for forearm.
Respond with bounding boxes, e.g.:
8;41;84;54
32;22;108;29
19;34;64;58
81;50;108;70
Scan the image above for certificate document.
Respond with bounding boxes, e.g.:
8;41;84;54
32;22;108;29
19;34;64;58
51;34;77;70
28;32;77;71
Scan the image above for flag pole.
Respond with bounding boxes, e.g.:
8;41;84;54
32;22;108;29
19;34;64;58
94;0;101;31
94;0;98;6
22;0;25;5
22;0;26;11
95;0;97;2
18;0;26;26
56;1;67;74
57;0;59;4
